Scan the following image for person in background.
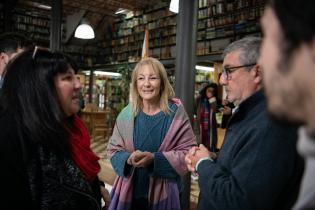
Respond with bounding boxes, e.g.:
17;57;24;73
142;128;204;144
0;48;110;209
259;0;315;209
195;82;219;152
219;99;234;129
76;75;86;116
185;36;304;210
0;32;32;88
107;57;196;210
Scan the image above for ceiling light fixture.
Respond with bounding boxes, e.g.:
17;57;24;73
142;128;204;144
115;8;128;15
21;1;52;10
169;0;179;13
83;70;122;77
94;71;122;77
74;20;95;39
195;65;215;72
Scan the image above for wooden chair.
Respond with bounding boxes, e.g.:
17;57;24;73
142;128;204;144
80;107;114;147
81;103;99;133
90;111;112;141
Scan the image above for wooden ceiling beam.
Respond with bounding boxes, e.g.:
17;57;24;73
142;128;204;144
63;4;116;17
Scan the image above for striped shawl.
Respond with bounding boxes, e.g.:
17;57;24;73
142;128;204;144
107;99;196;210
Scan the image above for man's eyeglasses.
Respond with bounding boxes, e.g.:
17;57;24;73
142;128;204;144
221;63;256;80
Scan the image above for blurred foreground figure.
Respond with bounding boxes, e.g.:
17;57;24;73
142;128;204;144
259;0;315;209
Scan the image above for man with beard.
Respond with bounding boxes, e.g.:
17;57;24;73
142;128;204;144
185;36;304;210
259;0;315;209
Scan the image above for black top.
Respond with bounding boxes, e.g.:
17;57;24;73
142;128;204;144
0;111;101;210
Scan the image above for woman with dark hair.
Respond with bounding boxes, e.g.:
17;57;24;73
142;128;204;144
195;83;219;152
0;48;109;209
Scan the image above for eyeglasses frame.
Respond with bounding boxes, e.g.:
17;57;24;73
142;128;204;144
222;63;256;80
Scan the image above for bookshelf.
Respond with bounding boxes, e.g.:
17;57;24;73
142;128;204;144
0;6;98;67
12;8;51;47
62;44;107;67
106;3;177;63
197;0;265;56
81;74;125;112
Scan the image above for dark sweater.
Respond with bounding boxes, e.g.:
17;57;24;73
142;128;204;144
197;89;304;210
0;112;101;210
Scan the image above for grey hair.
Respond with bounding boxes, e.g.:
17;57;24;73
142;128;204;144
222;36;262;66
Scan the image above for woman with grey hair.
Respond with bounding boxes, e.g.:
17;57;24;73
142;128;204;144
107;57;196;210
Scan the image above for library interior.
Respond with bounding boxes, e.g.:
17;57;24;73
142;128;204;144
1;0;267;209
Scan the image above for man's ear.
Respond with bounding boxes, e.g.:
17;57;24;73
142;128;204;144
252;64;263;84
0;52;9;65
0;52;5;59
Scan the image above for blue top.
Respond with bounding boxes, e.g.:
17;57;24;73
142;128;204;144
110;102;179;199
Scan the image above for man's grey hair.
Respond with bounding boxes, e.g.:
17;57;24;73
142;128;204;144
222;36;262;66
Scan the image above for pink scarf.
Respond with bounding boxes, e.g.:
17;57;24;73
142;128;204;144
107;99;197;210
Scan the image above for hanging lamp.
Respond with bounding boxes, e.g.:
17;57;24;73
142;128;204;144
74;19;95;39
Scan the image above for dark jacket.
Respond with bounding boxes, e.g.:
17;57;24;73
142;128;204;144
197;89;304;210
0;112;101;210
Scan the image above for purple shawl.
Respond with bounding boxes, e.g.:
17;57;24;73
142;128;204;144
107;99;196;210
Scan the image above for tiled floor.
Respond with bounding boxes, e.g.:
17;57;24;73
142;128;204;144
91;128;226;210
